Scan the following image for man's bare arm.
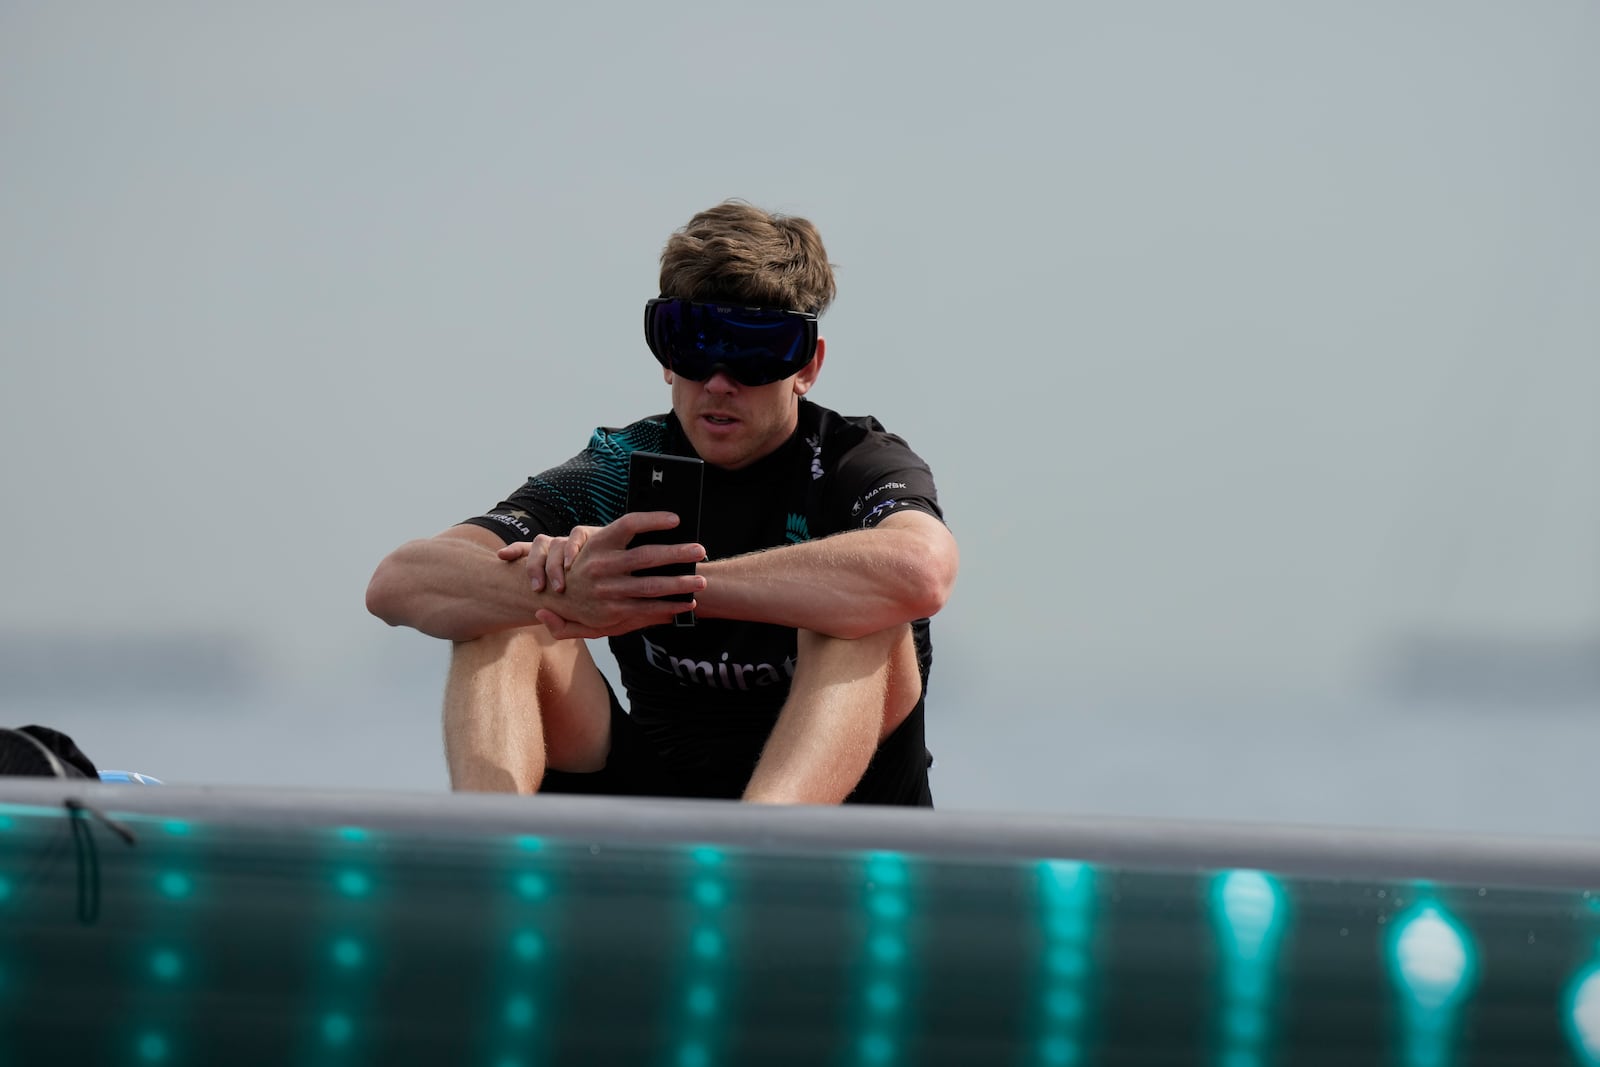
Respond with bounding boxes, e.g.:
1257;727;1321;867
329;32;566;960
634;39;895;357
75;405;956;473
695;510;958;639
365;521;705;641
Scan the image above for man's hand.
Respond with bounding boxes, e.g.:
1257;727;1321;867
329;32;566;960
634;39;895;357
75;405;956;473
496;512;706;639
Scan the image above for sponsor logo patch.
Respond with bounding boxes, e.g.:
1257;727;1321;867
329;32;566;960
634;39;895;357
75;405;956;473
641;635;797;691
484;509;533;537
863;499;902;525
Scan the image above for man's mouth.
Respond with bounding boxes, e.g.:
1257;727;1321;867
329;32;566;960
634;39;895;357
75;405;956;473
703;413;739;425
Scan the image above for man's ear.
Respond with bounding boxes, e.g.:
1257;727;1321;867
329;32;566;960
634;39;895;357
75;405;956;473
663;366;674;384
793;337;825;395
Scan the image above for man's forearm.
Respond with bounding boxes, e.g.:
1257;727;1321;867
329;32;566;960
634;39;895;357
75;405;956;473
696;514;957;640
367;534;542;641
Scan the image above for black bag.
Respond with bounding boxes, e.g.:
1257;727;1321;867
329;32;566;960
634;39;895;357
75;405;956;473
0;724;100;779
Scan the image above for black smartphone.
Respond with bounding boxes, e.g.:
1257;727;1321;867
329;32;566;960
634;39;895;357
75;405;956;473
626;450;704;627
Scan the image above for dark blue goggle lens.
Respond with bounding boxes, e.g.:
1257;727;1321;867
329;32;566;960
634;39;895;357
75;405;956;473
644;298;819;386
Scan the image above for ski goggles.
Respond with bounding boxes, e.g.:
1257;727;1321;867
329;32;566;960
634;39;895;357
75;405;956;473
644;297;819;386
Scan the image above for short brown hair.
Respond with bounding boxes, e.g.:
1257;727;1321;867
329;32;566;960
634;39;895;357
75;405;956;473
658;200;837;315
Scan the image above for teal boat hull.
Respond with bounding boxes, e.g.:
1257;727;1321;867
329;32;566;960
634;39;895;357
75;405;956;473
2;782;1598;1064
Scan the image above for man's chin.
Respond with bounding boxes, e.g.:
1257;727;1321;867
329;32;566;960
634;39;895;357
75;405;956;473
688;434;754;471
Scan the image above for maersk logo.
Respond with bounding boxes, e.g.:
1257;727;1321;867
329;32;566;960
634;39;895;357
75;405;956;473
785;513;810;543
852;481;907;521
642;635;797;691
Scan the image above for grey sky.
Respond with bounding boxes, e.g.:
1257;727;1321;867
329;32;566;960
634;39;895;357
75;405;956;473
2;3;1596;831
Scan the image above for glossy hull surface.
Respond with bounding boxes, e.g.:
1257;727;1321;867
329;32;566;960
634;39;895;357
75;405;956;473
2;782;1597;1065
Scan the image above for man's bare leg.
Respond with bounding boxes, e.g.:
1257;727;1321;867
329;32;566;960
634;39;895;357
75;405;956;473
743;624;921;805
442;626;613;793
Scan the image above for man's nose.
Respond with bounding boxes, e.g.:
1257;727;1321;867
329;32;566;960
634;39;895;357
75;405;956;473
704;369;739;392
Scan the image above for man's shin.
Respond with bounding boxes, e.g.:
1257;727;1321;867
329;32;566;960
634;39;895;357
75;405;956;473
442;629;547;793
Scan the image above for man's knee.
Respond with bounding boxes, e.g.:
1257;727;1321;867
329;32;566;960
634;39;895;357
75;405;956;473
795;623;904;666
446;626;528;674
447;626;581;686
